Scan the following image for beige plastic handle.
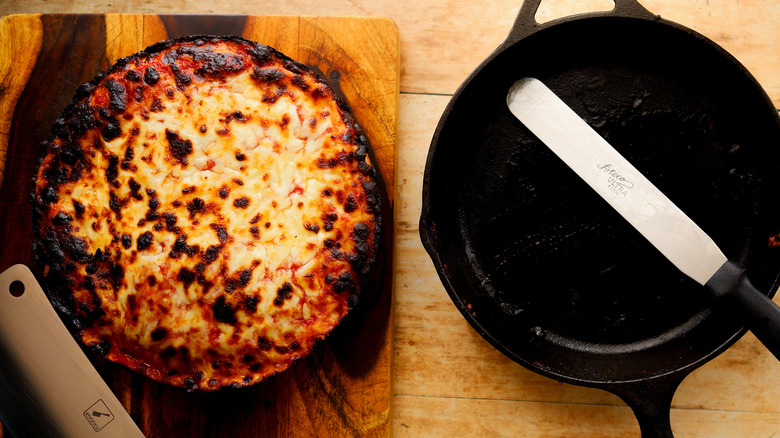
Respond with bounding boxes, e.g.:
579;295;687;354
0;264;144;438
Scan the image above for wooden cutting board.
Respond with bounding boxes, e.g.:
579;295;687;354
0;14;398;438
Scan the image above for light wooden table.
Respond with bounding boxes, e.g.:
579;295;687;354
3;1;780;436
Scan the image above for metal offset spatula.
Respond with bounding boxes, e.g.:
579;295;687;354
507;77;780;360
0;264;145;437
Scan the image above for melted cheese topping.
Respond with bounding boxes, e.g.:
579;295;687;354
33;37;379;390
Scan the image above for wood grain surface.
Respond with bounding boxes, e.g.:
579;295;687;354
2;1;780;437
0;14;398;438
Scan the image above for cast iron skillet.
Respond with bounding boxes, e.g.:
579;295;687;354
420;0;780;436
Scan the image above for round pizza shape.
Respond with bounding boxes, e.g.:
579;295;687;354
31;36;381;391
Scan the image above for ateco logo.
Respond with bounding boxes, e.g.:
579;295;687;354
596;163;634;197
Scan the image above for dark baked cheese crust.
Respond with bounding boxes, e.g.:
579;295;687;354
31;36;380;391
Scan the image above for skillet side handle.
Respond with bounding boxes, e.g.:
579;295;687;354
611;374;683;438
504;0;543;45
504;0;657;46
612;0;656;19
706;260;780;360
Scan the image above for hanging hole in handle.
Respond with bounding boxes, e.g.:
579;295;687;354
535;0;616;24
506;0;652;46
9;280;25;297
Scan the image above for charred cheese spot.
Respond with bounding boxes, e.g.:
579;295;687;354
226;110;247;123
186;198;206;217
136;231;153;250
125;70;141;82
273;282;293;307
169;234;199;258
32;36;380;392
150;98;165;112
51;211;73;226
73;200;85;217
213;295;237;324
233;197;249;209
104;79;127;112
165;129;193;165
178;267;196;289
151;327;168;341
143;66;160;85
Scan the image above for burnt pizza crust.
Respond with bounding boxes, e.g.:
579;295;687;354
31;35;381;391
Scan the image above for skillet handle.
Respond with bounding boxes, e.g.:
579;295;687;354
706;260;780;360
505;0;657;45
611;374;683;438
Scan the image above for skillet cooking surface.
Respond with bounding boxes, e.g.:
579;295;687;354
424;16;780;383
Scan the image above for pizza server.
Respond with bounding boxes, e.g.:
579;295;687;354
0;264;144;437
507;77;780;359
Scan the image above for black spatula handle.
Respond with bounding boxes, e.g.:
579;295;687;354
706;260;780;360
